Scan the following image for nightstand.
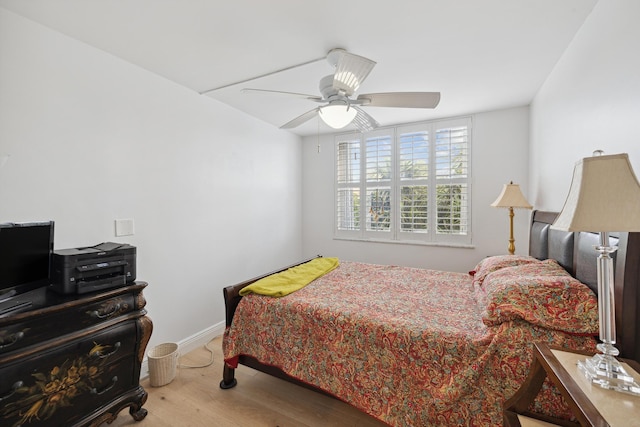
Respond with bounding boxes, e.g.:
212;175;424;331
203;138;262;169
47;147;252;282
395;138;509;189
504;342;640;427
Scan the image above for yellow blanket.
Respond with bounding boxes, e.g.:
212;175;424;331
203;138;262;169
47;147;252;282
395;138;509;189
239;257;339;297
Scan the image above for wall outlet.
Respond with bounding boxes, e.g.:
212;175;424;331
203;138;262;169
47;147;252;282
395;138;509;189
115;218;134;236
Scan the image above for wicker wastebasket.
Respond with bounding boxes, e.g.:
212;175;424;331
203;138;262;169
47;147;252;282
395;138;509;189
148;342;179;387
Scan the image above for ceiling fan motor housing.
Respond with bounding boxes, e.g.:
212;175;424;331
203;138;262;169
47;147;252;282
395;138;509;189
319;75;343;100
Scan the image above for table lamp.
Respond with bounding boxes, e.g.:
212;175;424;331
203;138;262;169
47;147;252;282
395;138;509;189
491;181;533;254
552;151;640;395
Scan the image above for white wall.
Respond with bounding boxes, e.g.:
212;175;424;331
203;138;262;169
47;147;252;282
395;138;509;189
0;8;303;355
530;0;640;210
302;106;531;273
9;0;636;363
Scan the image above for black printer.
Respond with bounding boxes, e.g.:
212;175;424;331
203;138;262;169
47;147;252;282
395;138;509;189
50;242;136;294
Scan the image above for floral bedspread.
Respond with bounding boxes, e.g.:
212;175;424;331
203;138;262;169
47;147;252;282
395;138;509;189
223;261;597;426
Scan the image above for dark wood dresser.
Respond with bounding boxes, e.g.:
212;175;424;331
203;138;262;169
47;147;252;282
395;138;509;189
0;282;152;427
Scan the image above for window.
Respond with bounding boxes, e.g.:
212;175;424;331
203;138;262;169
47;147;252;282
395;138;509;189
335;117;471;245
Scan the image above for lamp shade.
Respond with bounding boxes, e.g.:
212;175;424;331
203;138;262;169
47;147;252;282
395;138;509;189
552;153;640;232
491;182;532;209
319;104;357;129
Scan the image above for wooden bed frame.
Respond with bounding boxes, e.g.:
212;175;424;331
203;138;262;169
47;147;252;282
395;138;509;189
219;210;640;395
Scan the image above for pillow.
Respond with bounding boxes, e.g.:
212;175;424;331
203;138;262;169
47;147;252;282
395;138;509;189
481;259;598;334
470;255;541;288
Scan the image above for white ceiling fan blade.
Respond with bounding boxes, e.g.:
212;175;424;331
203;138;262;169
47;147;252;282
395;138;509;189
242;88;323;102
351;106;379;133
328;49;376;96
280;108;320;129
356;92;441;108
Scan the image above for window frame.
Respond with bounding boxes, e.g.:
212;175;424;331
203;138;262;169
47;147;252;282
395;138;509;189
334;116;472;246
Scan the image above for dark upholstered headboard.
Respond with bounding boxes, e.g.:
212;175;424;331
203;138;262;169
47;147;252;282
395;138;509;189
530;211;575;276
529;210;640;363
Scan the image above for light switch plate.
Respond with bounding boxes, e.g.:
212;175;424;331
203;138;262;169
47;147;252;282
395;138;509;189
115;218;134;236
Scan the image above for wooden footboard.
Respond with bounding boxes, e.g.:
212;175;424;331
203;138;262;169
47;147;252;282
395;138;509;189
220;256;321;390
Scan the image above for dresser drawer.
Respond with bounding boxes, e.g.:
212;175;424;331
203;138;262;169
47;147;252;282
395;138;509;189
0;320;138;426
0;293;134;356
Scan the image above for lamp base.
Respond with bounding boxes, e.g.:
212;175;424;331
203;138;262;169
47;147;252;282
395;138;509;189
577;353;640;395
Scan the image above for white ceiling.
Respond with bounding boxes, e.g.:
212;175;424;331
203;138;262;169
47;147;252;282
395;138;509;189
0;0;598;136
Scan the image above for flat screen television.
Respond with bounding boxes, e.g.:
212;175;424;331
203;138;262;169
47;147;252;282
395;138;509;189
0;221;54;302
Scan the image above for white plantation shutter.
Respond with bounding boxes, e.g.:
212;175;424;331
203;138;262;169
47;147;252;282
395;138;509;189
434;120;470;242
364;132;393;235
335;117;472;245
398;129;429;234
336;139;361;233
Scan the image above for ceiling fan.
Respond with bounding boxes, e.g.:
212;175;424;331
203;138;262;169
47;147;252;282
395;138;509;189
242;48;441;133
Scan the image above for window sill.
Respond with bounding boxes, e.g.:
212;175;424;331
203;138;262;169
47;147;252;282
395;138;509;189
333;236;475;249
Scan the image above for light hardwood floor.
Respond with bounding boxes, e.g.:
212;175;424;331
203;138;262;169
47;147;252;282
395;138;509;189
109;336;388;427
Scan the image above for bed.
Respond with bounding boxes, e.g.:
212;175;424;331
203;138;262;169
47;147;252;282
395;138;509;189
220;210;640;426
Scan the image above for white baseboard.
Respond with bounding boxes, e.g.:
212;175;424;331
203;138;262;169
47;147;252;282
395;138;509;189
140;321;225;380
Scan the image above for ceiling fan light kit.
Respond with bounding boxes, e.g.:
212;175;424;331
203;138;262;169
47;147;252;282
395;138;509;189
319;103;358;129
242;48;442;132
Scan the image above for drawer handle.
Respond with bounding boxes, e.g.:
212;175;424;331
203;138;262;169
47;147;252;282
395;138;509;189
88;303;121;319
90;376;118;395
0;381;23;403
90;341;121;359
0;331;24;349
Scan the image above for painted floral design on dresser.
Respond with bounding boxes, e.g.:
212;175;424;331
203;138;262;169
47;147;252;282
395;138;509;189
1;342;117;427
